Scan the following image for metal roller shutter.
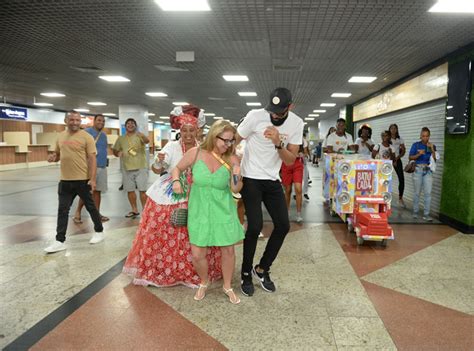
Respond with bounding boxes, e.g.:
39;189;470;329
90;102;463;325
355;99;445;216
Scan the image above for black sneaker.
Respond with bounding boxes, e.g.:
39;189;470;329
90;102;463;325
252;265;276;292
240;272;254;297
304;194;310;200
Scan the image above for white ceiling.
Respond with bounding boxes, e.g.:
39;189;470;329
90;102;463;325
0;0;473;126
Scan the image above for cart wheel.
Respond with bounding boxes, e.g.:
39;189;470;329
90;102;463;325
381;239;388;247
347;221;354;233
356;236;364;245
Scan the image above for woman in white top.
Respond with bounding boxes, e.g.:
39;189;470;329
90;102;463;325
322;127;336;153
123;105;222;288
389;124;406;208
372;130;395;160
355;125;375;156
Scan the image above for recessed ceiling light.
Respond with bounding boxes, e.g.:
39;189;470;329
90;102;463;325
308;114;319;117
313;109;326;113
321;103;336;107
348;76;377;83
446;116;454;120
203;113;215;116
246;102;261;106
304;122;308;125
145;92;168;97
40;92;65;97
429;0;474;13
238;92;257;96
154;0;211;11
103;113;116;116
34;102;53;107
305;118;315;121
87;102;107;106
148;113;156;116
331;93;352;98
160;116;170;120
74;108;89;112
223;75;249;82
98;76;130;82
38;109;53;112
172;102;188;106
213;116;223;120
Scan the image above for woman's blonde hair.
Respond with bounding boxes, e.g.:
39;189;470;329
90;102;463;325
201;120;236;165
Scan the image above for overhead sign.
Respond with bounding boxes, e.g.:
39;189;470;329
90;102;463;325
0;107;28;120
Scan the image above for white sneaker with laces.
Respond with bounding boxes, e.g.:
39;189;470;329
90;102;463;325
296;215;303;223
44;240;67;253
89;232;104;244
422;216;433;222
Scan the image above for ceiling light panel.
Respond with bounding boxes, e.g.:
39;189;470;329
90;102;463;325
40;92;65;97
34;102;53;106
348;76;377;83
321;103;336;107
223;75;249;82
331;93;352;98
74;108;89;112
172;102;188;106
238;92;257;96
429;0;474;13
155;0;211;11
313;110;326;113
246;102;261;106
203;113;215;116
99;76;130;82
87;102;107;106
146;92;168;97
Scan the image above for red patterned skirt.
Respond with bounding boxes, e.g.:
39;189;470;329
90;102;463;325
123;199;222;288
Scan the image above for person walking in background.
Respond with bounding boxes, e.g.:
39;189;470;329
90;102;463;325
389;123;407;208
301;132;311;201
113;118;149;218
312;142;322;166
44;111;104;253
237;87;304;297
409;127;439;222
123;105;222;288
281;144;304;223
172;120;244;304
355;124;374;156
73;114;109;223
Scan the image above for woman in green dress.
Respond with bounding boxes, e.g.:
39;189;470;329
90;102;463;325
172;120;244;304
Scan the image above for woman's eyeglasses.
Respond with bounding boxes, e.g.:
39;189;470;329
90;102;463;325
217;136;236;146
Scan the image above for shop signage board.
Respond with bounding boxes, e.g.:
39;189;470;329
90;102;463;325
0;107;28;120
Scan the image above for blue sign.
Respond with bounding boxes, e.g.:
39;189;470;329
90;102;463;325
0;107;28;120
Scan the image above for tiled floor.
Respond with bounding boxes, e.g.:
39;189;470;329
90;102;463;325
0;162;472;350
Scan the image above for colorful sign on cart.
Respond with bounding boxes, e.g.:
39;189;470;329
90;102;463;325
0;107;28;120
355;170;374;191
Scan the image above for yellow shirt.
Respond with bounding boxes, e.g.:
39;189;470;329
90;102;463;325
113;134;147;171
56;130;97;180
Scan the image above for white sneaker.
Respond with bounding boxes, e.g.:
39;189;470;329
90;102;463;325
44;240;67;253
258;232;264;238
296;215;303;223
89;232;104;244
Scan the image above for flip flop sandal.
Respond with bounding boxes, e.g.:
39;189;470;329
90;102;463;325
100;216;110;222
125;212;139;218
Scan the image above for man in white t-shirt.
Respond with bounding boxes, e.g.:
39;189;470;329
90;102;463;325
237;87;304;297
326;118;355;153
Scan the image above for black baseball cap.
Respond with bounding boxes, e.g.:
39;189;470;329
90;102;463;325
265;87;292;114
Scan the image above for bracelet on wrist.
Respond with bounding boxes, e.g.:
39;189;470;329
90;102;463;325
171;179;181;184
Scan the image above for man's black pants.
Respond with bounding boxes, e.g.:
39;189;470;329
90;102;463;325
56;180;103;242
241;177;290;274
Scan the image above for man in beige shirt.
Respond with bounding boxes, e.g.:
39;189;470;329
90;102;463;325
44;111;104;253
113;118;150;217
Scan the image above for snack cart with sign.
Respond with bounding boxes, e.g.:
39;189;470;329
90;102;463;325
324;154;394;246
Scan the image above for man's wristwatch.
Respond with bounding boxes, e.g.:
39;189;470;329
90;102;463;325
275;141;284;150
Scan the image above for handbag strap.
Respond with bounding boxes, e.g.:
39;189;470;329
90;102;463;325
211;151;231;172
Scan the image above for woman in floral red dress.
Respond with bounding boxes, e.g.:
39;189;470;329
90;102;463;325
123;105;222;287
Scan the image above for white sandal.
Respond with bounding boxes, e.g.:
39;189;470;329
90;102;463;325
194;283;208;301
223;287;241;304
